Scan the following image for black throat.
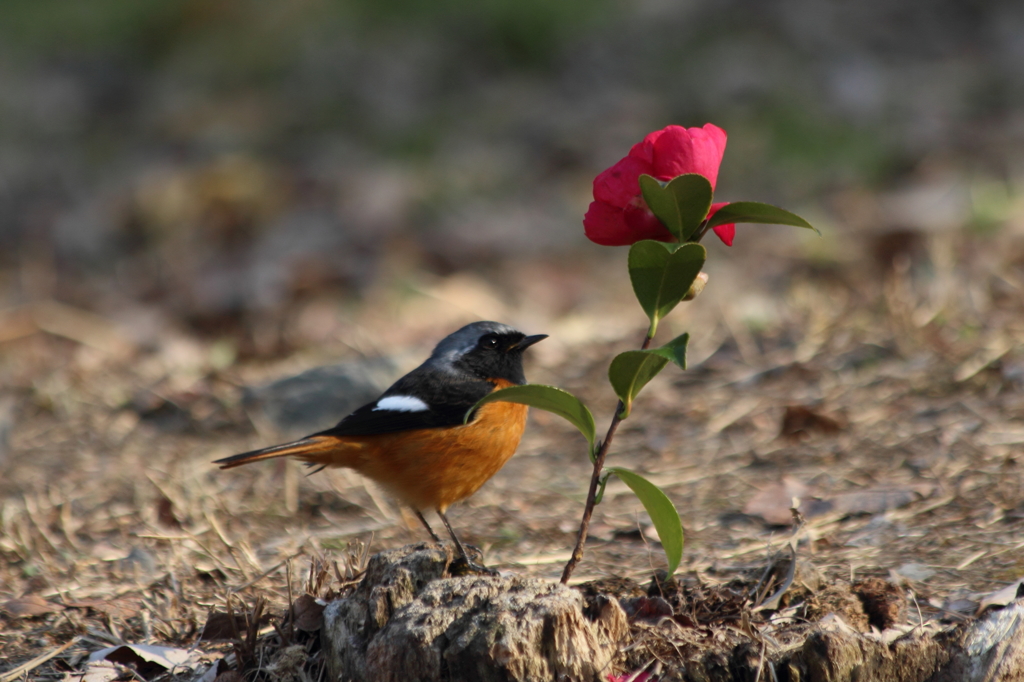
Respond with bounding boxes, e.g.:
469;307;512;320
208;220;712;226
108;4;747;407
452;331;528;385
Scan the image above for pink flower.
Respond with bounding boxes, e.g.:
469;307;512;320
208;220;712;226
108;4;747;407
707;203;734;246
584;124;735;246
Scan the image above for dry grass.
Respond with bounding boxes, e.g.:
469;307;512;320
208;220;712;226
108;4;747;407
3;221;1024;679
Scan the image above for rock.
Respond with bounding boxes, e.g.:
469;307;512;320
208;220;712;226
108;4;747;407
322;543;628;682
243;358;397;436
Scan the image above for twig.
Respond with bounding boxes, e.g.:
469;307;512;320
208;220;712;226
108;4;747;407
754;639;767;682
909;590;924;626
0;636;82;682
622;659;656;682
561;226;715;584
231;549;306;593
286;558;295;642
561;331;653;584
205;510;254;580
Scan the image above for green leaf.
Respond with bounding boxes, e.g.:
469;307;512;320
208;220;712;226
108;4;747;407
609;350;670;418
639;173;714;241
705;201;819;234
646;332;689;370
638;173;714;242
628;241;706;336
638;176;680;240
594;471;612;505
466;384;596;457
608;334;689;417
606;467;684;574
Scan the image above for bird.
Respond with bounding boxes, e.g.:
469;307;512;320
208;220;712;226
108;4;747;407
215;321;546;573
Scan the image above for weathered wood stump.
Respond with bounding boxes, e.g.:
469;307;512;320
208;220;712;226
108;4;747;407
322;543;1024;682
784;607;1024;682
322;543;628;682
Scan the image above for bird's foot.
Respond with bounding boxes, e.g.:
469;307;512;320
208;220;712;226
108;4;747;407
448;556;500;577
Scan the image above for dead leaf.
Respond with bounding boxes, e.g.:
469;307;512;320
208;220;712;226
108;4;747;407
88;644;200;678
65;597;142;620
290;593;325;632
200;609;272;640
744;480;935;526
157;495;183;529
77;661;123;682
1;595;64;618
619;596;673;624
197;660;228;682
743;477;808;525
976;579;1024;615
200;611;249;641
754;549;798;611
829;484;935;516
780;405;843;439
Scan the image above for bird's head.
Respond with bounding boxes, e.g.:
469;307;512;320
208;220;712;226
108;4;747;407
429;321;546;385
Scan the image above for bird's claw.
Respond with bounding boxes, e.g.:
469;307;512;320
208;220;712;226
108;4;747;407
449;556;500;576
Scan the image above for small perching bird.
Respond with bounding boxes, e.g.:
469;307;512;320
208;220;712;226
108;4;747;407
215;321;546;572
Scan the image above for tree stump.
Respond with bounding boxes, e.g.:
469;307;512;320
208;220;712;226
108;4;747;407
322;543;628;682
785;602;1024;682
322;543;1024;682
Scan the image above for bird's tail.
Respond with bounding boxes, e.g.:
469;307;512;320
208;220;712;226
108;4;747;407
214;435;347;470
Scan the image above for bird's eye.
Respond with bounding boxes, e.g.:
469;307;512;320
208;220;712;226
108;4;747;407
480;334;499;349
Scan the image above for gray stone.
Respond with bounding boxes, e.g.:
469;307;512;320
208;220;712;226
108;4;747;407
243;358;397;436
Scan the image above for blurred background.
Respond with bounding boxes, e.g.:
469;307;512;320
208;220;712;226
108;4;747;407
3;0;1024;645
2;0;1022;360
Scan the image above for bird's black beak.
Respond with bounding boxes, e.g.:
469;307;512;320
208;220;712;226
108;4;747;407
514;334;547;351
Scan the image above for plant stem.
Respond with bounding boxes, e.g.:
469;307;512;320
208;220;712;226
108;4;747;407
690;218;711;243
560;331;654;584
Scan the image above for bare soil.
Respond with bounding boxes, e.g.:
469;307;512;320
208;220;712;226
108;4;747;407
3;222;1024;680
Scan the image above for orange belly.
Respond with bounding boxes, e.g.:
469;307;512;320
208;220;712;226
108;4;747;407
304;382;528;512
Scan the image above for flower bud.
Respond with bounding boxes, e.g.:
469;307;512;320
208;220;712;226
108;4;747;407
683;272;708;301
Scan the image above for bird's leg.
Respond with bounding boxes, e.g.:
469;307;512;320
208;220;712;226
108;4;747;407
415;510;443;543
438;509;498;576
437;510;471;559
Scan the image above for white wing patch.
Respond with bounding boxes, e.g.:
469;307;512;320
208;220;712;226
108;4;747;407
373;395;430;412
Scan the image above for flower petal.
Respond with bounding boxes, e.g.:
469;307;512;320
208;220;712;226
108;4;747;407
593;156;651;206
712;223;735;246
623;203;675;243
584;201;633;246
585;123;730;246
651;124;728;189
708;201;735;246
627;128;666;166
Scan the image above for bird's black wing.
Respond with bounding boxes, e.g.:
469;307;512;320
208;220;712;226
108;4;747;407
314;368;495;438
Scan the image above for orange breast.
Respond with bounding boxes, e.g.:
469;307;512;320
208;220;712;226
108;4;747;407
320;380;529;512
